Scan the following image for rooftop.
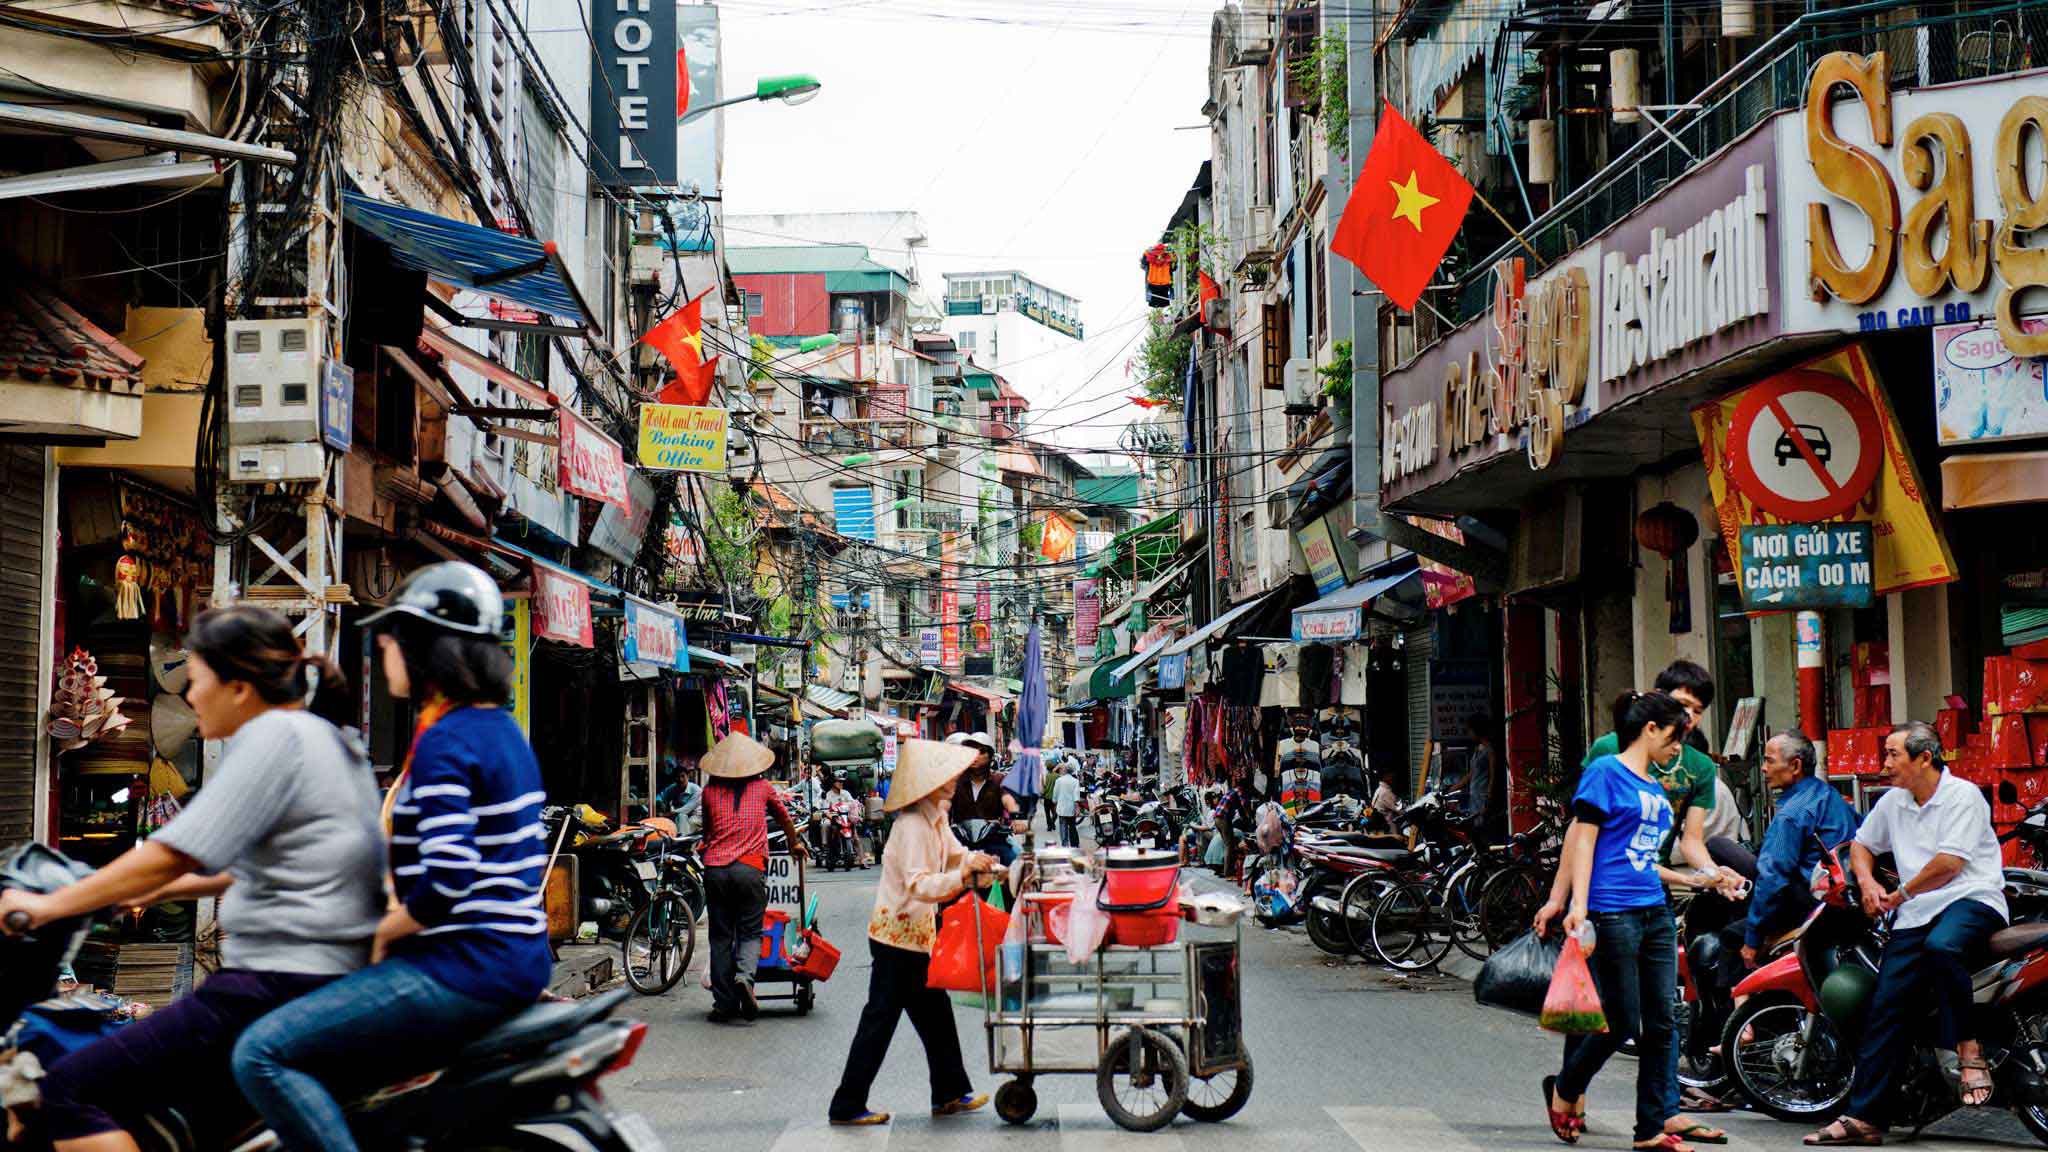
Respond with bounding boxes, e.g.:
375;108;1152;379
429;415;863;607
0;281;143;389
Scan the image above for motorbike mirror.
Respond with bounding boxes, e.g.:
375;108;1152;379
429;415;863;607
2001;780;2021;805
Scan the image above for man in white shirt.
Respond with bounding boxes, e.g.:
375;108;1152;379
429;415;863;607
1051;763;1083;848
1811;721;2009;1145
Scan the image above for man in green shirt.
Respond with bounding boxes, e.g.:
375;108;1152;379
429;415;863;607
1581;659;1742;893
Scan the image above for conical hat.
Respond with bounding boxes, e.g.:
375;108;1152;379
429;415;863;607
702;732;775;780
884;738;979;812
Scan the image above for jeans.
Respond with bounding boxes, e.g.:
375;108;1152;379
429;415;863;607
1043;794;1057;831
1058;816;1080;848
705;862;768;1015
1845;897;2006;1127
40;968;332;1142
1556;905;1680;1142
231;958;517;1152
828;940;973;1120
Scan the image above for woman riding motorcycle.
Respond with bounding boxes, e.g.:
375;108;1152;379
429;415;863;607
0;607;383;1151
230;562;553;1152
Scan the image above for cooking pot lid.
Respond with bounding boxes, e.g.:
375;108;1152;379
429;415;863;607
1103;847;1178;868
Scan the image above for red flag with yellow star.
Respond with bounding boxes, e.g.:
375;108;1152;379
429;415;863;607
640;287;714;376
657;355;720;407
1330;102;1475;311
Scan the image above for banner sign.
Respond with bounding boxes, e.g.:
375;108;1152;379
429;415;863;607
559;409;629;511
1157;652;1187;690
941;625;960;669
638;404;728;473
1296;518;1348;596
530;565;593;648
919;628;941;664
622;597;689;672
1292;604;1362;644
1695;344;1955;596
590;0;677;186
1934;317;2048;446
1738;522;1875;610
1074;579;1102;659
973;582;992;654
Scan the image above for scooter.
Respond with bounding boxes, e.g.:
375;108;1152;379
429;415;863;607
821;798;863;872
0;843;664;1152
541;805;668;941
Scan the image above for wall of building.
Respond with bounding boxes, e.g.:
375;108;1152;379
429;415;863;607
733;272;830;337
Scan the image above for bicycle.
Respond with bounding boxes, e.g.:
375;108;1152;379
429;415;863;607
622;833;704;995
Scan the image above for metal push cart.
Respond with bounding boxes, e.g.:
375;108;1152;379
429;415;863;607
752;851;820;1015
979;891;1253;1132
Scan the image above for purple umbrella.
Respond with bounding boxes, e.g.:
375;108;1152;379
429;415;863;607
1010;620;1048;800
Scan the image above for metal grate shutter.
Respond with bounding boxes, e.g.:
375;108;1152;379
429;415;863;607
0;447;42;841
1405;621;1435;794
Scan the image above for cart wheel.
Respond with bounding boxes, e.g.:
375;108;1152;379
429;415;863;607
795;983;815;1016
1096;1027;1188;1133
1182;1051;1254;1123
995;1078;1037;1126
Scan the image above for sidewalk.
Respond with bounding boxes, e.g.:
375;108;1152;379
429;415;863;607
550;943;619;998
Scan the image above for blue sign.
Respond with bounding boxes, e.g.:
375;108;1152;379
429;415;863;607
320;359;352;453
622;598;689;672
1156;652;1187;690
1738;522;1874;611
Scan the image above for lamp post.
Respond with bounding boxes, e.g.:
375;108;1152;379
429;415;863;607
681;75;822;125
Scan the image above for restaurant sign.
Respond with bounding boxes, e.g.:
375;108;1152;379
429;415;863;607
558;408;630;511
622;597;689;672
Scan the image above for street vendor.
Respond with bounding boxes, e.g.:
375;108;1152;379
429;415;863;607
828;738;996;1126
698;732;807;1025
946;731;1025;865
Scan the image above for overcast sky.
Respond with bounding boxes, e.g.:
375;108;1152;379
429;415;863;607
718;0;1213;448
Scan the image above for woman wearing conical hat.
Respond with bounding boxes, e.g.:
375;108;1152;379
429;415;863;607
828;738;999;1126
697;732;806;1025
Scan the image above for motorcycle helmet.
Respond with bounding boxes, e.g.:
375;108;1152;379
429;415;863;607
948;731;996;755
359;561;504;636
1819;963;1877;1025
1686;931;1725;978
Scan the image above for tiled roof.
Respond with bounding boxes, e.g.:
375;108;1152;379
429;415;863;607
0;282;144;387
752;478;825;530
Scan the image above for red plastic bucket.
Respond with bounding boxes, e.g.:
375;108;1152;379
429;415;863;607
1101;848;1179;911
1024;891;1075;944
1107;904;1180;947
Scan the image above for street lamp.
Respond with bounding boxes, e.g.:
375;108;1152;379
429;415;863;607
681;75;822;125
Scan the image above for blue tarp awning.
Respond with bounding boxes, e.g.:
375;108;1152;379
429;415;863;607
344;192;589;324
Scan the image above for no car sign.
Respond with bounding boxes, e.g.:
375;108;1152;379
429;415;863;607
1727;369;1882;521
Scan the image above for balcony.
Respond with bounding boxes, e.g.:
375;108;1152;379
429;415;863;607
798;417;917;451
1440;0;2048;326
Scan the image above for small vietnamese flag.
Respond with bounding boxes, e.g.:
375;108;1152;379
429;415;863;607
657;355;720;407
1330;102;1476;311
641;287;714;373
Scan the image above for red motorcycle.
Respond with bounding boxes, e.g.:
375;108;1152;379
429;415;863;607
821;797;864;872
1720;806;2048;1142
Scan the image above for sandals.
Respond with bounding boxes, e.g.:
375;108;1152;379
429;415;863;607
1960;1057;1994;1106
1632;1136;1695;1152
1542;1076;1581;1144
1805;1117;1883;1146
1679;1088;1734;1114
1667;1121;1728;1145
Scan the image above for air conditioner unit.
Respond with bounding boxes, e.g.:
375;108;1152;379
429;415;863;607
1249;205;1274;248
980;295;999;314
1282;357;1318;415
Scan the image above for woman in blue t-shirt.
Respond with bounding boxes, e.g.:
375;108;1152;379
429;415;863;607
1533;691;1728;1151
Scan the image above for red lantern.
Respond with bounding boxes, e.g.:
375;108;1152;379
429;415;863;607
1634;501;1699;557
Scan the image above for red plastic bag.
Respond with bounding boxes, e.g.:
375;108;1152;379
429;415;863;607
1539;937;1609;1035
926;894;1010;994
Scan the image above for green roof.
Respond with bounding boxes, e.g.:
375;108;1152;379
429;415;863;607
728;245;911;297
962;367;999;394
1084;511;1178;578
1073;472;1142;509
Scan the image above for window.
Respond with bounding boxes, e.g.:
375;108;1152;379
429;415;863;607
745;290;764;317
1311;241;1329;349
956;330;976;354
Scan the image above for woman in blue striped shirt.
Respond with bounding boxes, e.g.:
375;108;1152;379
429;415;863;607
231;563;552;1152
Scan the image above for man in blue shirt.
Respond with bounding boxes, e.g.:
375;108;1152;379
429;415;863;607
1741;727;1861;968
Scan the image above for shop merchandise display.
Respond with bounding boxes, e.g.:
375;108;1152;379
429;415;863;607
46;649;130;752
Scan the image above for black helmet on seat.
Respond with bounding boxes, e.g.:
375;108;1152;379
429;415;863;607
359;561;504;636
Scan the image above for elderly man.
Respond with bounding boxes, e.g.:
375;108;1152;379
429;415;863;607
1740;729;1860;969
1807;721;2010;1146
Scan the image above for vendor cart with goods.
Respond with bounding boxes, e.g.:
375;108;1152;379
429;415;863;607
751;850;840;1015
965;845;1253;1133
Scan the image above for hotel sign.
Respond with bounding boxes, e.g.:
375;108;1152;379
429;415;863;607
591;0;678;186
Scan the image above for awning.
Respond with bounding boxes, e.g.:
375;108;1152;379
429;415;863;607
490;536;626;602
344;192;591;325
687;645;747;673
1943;451;2048;510
1110;632;1177;684
1100;554;1199;630
947;679;1014;705
866;710;919;737
1162;589;1281;657
1084;511;1179;577
420;324;556;408
805;685;858;717
1063;659;1136;706
1291;569;1421;644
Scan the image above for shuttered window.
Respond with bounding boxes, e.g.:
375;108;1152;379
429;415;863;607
0;447;43;841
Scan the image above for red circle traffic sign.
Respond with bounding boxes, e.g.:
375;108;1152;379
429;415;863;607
1727;368;1883;521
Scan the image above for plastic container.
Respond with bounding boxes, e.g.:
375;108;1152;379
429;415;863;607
760;908;791;966
1101;848;1179;909
790;929;840;981
1024;891;1075;944
1107;904;1181;946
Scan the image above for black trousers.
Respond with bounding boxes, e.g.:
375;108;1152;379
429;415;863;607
704;862;767;1016
828;939;973;1120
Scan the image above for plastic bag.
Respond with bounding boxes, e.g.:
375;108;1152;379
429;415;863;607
1539;937;1609;1035
1204;830;1228;869
1254;802;1287;853
1063;878;1111;965
1473;929;1563;1018
927;894;1010;994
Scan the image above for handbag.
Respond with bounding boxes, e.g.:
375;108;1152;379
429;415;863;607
926;893;1009;994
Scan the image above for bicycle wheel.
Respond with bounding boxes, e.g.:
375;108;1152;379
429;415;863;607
1370;881;1451;971
1477;864;1547;950
1446;865;1492;961
623;893;694;994
1338;873;1393;957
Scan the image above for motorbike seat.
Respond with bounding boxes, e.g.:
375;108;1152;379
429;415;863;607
1319;845;1414;864
1987;921;2048;960
458;988;630;1064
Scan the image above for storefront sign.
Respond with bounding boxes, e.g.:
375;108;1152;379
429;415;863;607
881;729;898;773
918;628;941;664
320;359;352;453
589;470;656;565
637;403;728;473
1738;522;1875;610
1296;518;1349;595
1695;344;1956;595
1292;604;1362;644
1157;652;1187;690
558;409;629;511
939;537;960;669
1431;659;1491;741
941;625;961;669
590;0;677;186
530;565;593;647
1408;516;1478;610
1934;317;2048;445
1782;56;2048;354
1074;579;1102;659
1381;400;1437;482
502;598;531;734
622;597;688;672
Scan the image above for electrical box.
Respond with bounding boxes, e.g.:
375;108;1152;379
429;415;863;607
630;243;667;285
1283;357;1318;415
228;443;327;485
225;318;327;483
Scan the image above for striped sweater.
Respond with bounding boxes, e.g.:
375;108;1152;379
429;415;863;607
388;706;553;1004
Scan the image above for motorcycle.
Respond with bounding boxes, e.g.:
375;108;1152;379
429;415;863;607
821;798;864;872
1720;811;2048;1139
542;805;669;940
0;843;665;1152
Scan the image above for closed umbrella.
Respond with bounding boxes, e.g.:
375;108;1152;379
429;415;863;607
1009;620;1048;801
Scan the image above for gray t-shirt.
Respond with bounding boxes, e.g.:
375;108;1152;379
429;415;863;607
153;709;385;975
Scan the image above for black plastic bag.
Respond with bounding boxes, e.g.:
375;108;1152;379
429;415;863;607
1474;929;1563;1018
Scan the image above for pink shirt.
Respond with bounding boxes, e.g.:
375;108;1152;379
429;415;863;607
866;803;968;953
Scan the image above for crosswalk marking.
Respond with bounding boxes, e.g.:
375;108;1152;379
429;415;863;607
766;1119;889;1152
1327;1105;1487;1150
1057;1103;1188;1151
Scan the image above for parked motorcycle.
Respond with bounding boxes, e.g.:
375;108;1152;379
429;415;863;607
1720;817;2048;1139
542;805;669;940
0;842;665;1152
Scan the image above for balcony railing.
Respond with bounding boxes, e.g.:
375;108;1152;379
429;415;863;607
1440;0;2048;327
799;418;918;450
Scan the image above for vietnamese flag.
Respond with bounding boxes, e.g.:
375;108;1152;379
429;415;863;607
657;355;720;407
1330;102;1475;311
641;287;713;374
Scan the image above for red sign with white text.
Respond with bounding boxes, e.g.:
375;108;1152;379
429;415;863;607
531;566;594;647
558;409;630;511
